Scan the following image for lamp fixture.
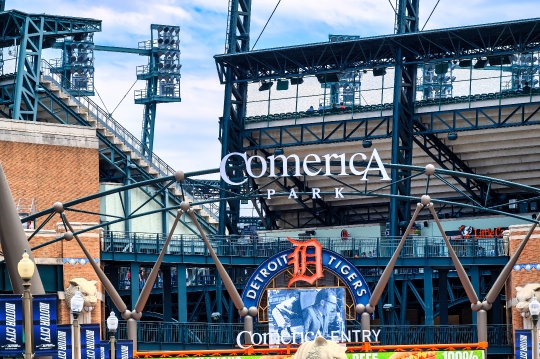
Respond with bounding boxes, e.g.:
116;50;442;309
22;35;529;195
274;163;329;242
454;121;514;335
362;140;373;148
71;289;85;315
106;311;119;332
447;133;458;141
258;81;273;91
17;250;35;282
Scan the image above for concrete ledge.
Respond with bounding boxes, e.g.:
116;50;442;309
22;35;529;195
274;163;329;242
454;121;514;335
0;119;98;149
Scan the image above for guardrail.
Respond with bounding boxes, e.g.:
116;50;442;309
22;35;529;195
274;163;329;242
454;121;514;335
39;60;218;221
107;322;511;346
102;231;509;259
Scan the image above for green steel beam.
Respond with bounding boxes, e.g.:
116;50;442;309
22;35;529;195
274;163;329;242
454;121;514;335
93;44;150;55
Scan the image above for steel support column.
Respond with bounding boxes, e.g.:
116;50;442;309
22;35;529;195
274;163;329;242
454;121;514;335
177;264;187;322
218;0;251;235
389;0;419;236
141;102;157;158
471;265;480;326
124;158;132;232
162;267;172;322
130;262;140;310
424;266;434;343
439;269;448;325
13;15;44;121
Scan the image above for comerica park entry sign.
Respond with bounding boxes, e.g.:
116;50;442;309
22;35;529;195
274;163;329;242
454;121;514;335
220;149;390;186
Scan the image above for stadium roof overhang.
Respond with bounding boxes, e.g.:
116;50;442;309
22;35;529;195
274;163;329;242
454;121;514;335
0;10;101;48
214;18;540;83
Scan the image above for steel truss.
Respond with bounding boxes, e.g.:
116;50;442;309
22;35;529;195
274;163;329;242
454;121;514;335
0;10;101;120
20;164;540;247
241;100;540;150
214;18;540;84
218;0;252;235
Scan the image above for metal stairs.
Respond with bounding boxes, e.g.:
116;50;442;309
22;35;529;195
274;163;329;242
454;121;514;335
35;61;218;232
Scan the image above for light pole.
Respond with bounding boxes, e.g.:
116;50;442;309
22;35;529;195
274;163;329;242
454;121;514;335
530;295;540;359
71;289;84;359
17;250;35;359
106;311;119;359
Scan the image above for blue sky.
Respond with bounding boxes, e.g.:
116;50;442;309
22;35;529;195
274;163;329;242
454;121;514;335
12;0;540;176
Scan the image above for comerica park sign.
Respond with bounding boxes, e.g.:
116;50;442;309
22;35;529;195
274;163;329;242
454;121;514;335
220;148;391;186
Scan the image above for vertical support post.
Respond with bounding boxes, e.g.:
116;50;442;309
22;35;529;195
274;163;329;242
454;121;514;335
22;280;33;359
177;264;187;322
439;270;448;325
124;158;132;233
477;309;487;342
400;279;408;325
424;266;434;343
471;266;480;325
127;319;137;352
13;16;44;121
130;262;140;311
215;275;223;321
162;189;170;234
162;267;172;322
388;275;395;325
533;320;539;359
109;334;116;359
219;0;252;235
73;314;81;359
389;0;419;237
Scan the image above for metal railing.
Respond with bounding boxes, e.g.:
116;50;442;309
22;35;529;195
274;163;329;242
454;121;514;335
108;322;512;346
101;231;509;259
39;60;218;221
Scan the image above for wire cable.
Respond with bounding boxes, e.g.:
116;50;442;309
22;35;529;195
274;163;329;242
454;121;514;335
251;0;282;51
421;0;442;31
94;85;111;115
110;78;138;117
387;0;396;14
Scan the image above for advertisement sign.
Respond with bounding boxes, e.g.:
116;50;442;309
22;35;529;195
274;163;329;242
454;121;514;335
242;245;371;319
55;324;72;359
81;324;101;359
268;288;346;344
33;294;58;355
0;294;24;356
115;340;133;359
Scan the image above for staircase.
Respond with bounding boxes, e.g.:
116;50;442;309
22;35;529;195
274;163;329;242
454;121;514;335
38;60;218;231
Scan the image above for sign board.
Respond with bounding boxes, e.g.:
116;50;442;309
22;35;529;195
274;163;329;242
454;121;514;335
55;324;73;359
81;324;101;359
115;340;133;359
33;294;58;355
515;329;533;359
0;294;23;356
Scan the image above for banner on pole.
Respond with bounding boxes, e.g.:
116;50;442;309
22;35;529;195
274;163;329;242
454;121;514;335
33;294;58;355
515;329;533;359
0;294;24;356
101;342;110;359
55;324;72;359
115;340;133;359
81;323;101;359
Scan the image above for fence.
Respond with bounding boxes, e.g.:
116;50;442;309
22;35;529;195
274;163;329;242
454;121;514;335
109;322;512;346
102;231;509;259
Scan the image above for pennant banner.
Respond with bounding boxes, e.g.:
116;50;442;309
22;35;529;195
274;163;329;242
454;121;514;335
55;324;72;359
515;329;533;359
81;323;101;359
115;340;133;359
0;294;24;356
33;294;58;355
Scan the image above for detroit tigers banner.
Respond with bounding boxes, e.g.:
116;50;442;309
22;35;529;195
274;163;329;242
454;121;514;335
515;329;533;359
0;294;24;356
33;294;58;355
115;340;133;359
55;324;72;359
101;342;110;359
81;323;101;359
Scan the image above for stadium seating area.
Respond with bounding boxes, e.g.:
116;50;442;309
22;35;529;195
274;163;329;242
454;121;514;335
244;88;540;124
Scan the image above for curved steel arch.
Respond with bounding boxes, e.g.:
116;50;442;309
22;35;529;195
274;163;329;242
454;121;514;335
17;163;540;256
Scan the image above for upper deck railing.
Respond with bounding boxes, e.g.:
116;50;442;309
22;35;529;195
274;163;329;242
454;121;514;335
101;230;508;259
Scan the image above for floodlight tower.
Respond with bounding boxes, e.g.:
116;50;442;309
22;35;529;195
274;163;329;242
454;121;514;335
51;33;95;96
135;25;182;159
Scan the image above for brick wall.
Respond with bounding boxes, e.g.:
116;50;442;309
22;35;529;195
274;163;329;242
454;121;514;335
506;224;540;331
0;120;102;325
